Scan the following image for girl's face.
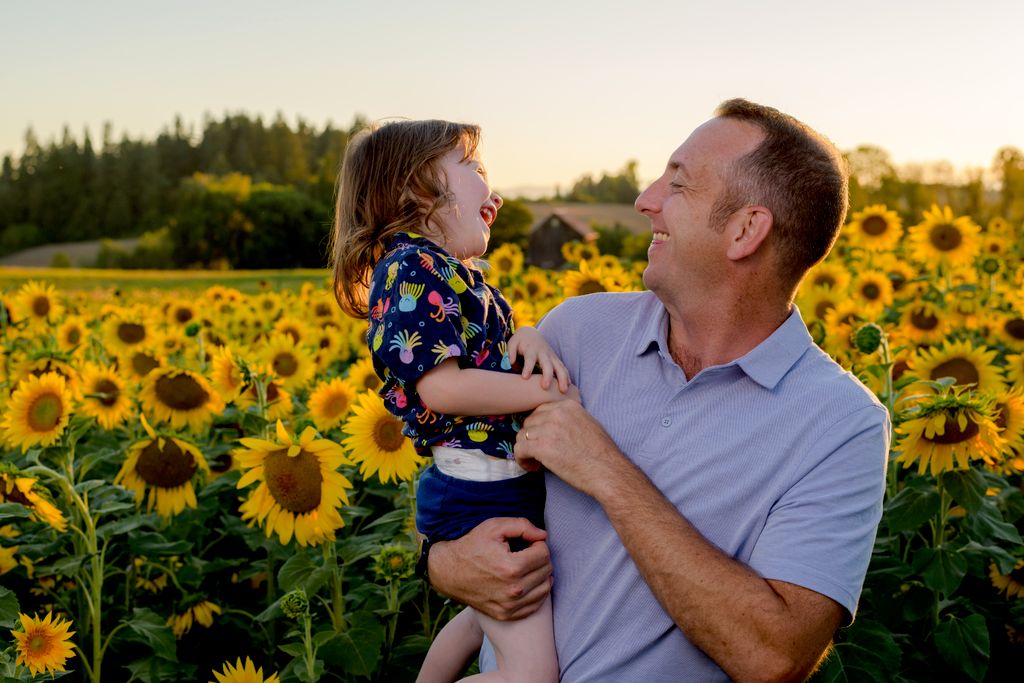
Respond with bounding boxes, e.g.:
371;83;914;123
425;145;503;259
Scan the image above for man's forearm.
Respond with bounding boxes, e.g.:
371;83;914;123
592;455;839;683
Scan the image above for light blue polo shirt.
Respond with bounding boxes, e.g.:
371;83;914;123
480;291;889;682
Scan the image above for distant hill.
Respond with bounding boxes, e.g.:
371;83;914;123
0;238;140;267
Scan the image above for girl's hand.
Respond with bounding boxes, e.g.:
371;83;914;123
507;327;571;393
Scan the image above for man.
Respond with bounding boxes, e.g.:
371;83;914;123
426;99;890;682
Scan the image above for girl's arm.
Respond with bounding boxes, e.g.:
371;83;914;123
417;358;578;416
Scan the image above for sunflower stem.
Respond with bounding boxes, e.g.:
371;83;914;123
301;613;317;683
325;541;346;631
931;482;951;629
266;546;277;651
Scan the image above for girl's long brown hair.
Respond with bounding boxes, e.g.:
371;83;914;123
329;120;481;318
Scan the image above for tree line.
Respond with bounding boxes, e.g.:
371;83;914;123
1;112;1023;267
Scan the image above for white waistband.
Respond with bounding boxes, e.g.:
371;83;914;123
431;446;528;482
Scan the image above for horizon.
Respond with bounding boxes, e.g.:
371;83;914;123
3;0;1022;197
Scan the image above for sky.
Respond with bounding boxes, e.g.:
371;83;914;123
2;0;1023;197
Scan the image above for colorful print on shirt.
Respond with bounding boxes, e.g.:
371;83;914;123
367;232;522;458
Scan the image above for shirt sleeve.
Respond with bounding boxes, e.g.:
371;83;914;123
369;247;469;389
748;404;890;623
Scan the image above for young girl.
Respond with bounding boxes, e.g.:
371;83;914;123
330;120;574;682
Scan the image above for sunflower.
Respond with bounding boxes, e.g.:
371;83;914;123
252;291;284;322
209;657;281;683
844;204;903;252
118;344;167;383
820;301;865;362
259;333;316;392
102;306;158;358
139;367;225;432
235;370;294;422
159;330;188;357
115;416;210;517
0;525;19;574
848;270;894;318
308;291;343;328
906;204;981;270
11;353;82;400
167;599;222;638
13;281;64;328
986;216;1015;239
12;612;76;676
991;308;1024;351
893;301;949;347
235;420;352;547
795;284;843;322
561;240;600;264
2;373;73;451
55;315;89;354
894;391;1005;475
906;340;1005;395
879;258;921;298
488;243;525;282
1007;352;1024;387
272;316;313;347
510;299;538;328
522;269;556;299
805;261;852;293
164;297;199;330
311;326;346;371
561;260;629;298
0;468;67;531
79;362;134;430
342;392;426;484
210;345;247;402
347;357;382;393
990;561;1024;600
308;378;358;432
992;387;1024;456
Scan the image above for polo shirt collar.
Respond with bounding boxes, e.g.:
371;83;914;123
633;300;811;390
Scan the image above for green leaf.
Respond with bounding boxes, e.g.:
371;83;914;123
811;618;901;683
0;586;20;629
934;614;989;682
278;642;306;657
912;547;967;595
963;505;1022;545
123;656;194;683
318;610;385;677
0;502;31;524
959;541;1018;574
940;469;986;513
278;549;318;593
96;514;157;541
128;532;193;555
122;608;177;660
885;482;940;533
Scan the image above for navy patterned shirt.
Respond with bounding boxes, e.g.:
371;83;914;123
367;232;522;458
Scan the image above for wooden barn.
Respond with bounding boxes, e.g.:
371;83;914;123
524;203;650;268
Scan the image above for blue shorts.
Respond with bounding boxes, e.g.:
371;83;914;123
415;464;546;544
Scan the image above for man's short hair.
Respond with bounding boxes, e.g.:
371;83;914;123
709;99;848;289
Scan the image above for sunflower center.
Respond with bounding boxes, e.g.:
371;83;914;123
813;274;836;288
374;416;407;452
861;215;888;236
118;322;146;344
132;352;161;377
497;256;513;271
28;633;49;653
319;336;331;349
929;358;979;386
315;303;331;317
995;404;1008;430
925;412;979;445
273;352;299;378
361;374;381;392
263;448;323;514
526;281;540;297
815;301;835;319
28;394;63;432
578;279;607;296
1005;318;1024;341
136;440;197;487
67;328;81;345
95;379;120;406
888;273;907;291
910;309;939;331
928;223;962;252
174;307;193;324
282;328;301;344
861;283;881;300
325;394;350;416
32;296;51;317
154;373;209;410
4;486;31;505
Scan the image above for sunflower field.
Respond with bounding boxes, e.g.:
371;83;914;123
0;204;1022;682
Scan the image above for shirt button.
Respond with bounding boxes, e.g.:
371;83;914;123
661;417;672;427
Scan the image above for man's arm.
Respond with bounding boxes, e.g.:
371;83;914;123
514;400;843;683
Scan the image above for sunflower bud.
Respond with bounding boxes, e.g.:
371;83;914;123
373;544;416;583
280;589;308;619
980;257;1001;275
184;323;201;338
806;319;826;346
852;323;883;355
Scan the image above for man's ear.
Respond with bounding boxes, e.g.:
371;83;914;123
726;206;772;260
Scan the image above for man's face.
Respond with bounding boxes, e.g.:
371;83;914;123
635;117;763;300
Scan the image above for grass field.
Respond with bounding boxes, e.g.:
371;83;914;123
0;266;330;293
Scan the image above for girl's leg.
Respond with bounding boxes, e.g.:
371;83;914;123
461;595;558;683
416;607;484;683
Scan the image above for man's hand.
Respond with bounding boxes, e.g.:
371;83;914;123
515;400;621;497
428;517;553;621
